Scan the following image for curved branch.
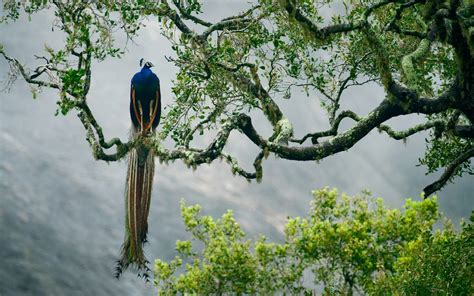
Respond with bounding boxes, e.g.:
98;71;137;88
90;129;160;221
76;109;131;161
401;39;431;89
159;0;195;37
241;82;460;161
400;12;442;88
385;0;426;38
291;111;360;144
240;99;404;161
283;0;362;40
293;113;444;145
77;102;125;149
171;0;212;27
378;120;444;140
221;152;257;180
201;17;254;39
423;147;474;197
154;116;242;167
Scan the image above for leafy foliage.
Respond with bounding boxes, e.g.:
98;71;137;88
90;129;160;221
1;0;472;193
154;188;473;295
420;111;474;179
373;214;474;295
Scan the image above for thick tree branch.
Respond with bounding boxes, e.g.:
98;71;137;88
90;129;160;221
423;147;474;197
241;82;460;161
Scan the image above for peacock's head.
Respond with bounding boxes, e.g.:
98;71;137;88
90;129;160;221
139;58;154;68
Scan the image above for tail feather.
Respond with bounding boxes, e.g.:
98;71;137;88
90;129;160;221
115;130;154;279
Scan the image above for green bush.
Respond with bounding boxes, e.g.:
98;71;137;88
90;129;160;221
154;188;473;295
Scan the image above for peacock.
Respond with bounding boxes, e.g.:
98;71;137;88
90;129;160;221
115;58;161;280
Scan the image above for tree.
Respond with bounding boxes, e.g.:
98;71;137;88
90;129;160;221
1;0;472;195
153;188;474;295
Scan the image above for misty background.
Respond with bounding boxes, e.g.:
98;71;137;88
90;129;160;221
0;1;472;295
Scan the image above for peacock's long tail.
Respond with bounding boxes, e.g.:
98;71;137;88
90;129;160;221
115;128;154;280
